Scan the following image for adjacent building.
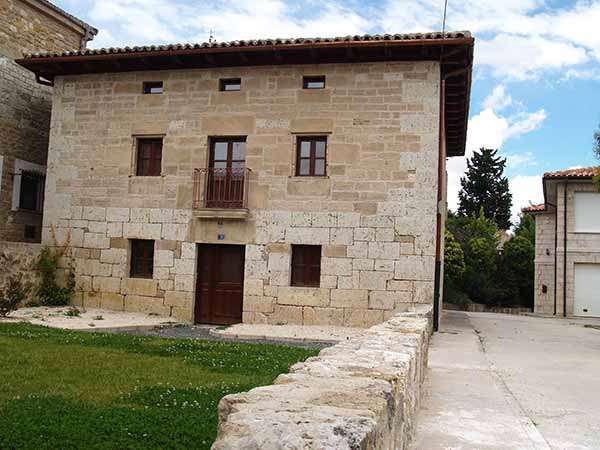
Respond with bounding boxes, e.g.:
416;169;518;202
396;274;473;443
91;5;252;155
523;167;600;318
16;33;474;328
0;0;96;242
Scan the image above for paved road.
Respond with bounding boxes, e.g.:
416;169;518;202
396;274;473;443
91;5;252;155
411;311;600;450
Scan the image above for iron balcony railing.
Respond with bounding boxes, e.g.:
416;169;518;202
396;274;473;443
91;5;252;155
193;167;250;209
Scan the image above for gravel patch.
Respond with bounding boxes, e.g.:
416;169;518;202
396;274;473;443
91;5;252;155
98;324;333;349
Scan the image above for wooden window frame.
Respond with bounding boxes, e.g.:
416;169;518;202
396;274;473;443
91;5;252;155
130;239;154;279
291;245;322;288
135;137;163;176
209;137;247;169
142;81;163;94
219;78;242;91
19;170;45;212
295;136;327;177
302;75;326;89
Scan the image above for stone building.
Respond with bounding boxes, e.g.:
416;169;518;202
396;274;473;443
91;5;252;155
16;33;474;328
0;0;96;242
523;167;600;318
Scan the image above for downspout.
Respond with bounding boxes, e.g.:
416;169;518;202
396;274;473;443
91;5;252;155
433;76;446;333
563;182;568;317
553;202;558;315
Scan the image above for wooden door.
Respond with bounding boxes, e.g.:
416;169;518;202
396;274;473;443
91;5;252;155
195;244;245;324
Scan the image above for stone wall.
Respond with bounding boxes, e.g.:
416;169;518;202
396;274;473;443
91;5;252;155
533;181;600;316
212;305;432;449
0;240;41;290
44;61;442;325
0;0;91;242
533;210;556;315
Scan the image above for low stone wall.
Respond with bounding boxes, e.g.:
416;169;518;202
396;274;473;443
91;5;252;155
0;241;41;288
212;305;433;450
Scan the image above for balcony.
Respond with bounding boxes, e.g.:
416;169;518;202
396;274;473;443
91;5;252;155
193;167;250;219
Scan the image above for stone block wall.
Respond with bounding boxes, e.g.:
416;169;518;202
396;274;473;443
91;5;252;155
212;305;433;449
44;61;442;325
0;0;92;242
533;181;600;316
0;241;41;292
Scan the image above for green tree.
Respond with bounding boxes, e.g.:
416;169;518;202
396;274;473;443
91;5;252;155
503;235;535;307
594;124;600;189
458;148;513;229
444;230;466;282
514;213;535;245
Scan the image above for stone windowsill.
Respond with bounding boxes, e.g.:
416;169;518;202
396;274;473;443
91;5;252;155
193;208;249;220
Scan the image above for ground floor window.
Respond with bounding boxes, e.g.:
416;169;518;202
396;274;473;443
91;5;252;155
130;239;155;278
291;245;321;287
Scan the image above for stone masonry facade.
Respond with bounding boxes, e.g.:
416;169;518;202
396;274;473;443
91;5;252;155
44;61;442;326
532;181;600;316
0;0;94;242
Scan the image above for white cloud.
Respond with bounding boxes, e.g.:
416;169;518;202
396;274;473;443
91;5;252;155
87;0;369;48
477;34;589;80
506;152;537;169
509;175;544;224
482;85;512;111
447;85;547;212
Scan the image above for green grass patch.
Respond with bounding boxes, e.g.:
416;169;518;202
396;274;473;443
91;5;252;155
0;323;318;449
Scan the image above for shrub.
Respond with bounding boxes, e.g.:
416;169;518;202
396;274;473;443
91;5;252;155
35;227;76;307
0;274;31;317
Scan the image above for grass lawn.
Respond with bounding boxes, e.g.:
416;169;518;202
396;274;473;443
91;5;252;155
0;322;318;450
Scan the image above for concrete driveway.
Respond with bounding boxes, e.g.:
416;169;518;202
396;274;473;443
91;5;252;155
411;311;600;450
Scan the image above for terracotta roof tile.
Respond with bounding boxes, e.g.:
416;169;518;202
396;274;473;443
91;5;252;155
22;31;471;59
522;203;546;213
544;166;598;179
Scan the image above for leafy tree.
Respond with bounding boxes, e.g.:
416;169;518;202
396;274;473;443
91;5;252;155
514;213;535;245
444;230;465;282
594;123;600;160
458;148;513;229
594;124;600;190
503;235;535;308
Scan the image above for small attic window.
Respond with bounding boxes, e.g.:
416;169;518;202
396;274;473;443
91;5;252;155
303;76;325;89
220;78;241;91
143;81;163;94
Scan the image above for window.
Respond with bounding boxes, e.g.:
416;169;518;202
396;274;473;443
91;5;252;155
574;192;600;233
143;81;163;94
303;75;325;89
136;138;163;176
291;245;321;287
219;78;241;91
19;171;45;211
206;137;247;208
130;239;154;278
296;136;327;176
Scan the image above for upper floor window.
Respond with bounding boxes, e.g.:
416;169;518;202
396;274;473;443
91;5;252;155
574;192;600;233
303;75;325;89
130;239;154;278
296;136;327;176
19;171;45;212
136;137;163;176
220;78;241;91
143;81;163;94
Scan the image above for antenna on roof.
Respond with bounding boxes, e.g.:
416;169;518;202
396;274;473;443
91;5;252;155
442;0;449;36
208;30;216;44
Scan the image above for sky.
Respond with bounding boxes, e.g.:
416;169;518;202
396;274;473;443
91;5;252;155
55;0;600;225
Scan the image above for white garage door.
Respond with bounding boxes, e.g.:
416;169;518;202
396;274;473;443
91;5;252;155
574;264;600;317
